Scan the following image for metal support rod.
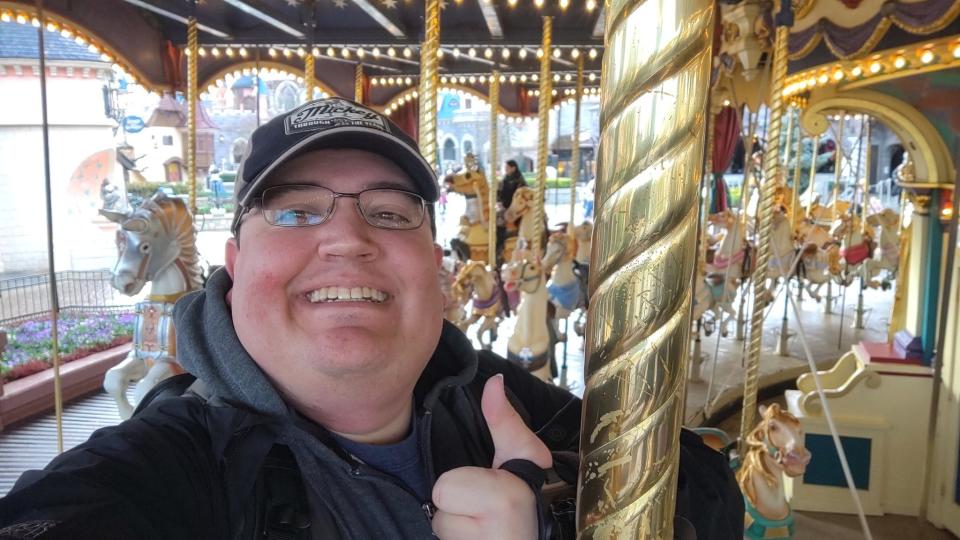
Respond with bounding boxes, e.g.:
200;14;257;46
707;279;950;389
569;56;583;232
831;113;846;221
418;0;440;168
577;0;714;534
739;0;792;452
790;109;803;228
37;0;63;454
186;16;198;215
488;69;500;269
806;134;820;218
533;16;551;256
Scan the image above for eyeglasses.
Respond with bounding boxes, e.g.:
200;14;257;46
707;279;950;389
252;184;427;230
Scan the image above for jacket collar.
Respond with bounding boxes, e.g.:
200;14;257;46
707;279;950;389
414;320;478;412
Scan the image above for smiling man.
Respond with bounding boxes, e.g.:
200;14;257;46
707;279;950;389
0;98;742;540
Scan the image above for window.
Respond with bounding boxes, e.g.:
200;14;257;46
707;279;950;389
162;135;174;146
443;138;457;162
463;140;473;157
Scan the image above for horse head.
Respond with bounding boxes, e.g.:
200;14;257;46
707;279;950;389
747;403;811;479
103;191;199;296
504;186;535;222
542;232;575;272
502;256;543;295
443;155;487;197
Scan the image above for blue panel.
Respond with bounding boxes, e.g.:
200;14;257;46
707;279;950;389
803;434;871;490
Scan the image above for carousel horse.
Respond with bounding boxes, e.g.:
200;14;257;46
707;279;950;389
502;245;553;382
692;261;739;337
798;243;842;302
863;208;900;289
766;209;798;285
737;403;811;540
100;192;203;419
571;220;593;336
440;254;468;328
451;260;504;349
502;186;540;263
542;231;583;346
830;214;872;285
444;154;491;262
706;209;748;280
795;218;833;249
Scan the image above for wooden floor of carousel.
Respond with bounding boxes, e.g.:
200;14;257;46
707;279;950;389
1;285;951;538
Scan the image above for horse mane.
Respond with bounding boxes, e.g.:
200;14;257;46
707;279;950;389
736;403;802;506
137;194;203;291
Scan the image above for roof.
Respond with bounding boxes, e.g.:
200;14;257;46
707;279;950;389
147;94;219;130
0;21;103;62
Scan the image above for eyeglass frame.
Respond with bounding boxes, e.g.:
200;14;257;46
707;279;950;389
236;183;431;231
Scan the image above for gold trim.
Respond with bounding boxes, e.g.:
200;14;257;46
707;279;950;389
789;1;960;61
0;1;163;93
199;61;339;99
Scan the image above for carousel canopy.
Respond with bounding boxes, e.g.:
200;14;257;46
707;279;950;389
7;0;605;113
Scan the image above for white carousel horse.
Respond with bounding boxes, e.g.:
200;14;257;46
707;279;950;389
864;208;900;289
542;231;581;320
737;403;811;540
502;246;552;383
830;214;870;286
706;209;747;280
440;255;468;328
444;154;490;262
452;260;504;349
100;192;203;419
795;218;833;249
504;186;538;249
692;271;739;337
798;243;842;302
766;209;797;283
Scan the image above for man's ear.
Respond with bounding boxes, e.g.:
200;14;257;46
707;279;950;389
225;237;239;280
433;243;443;268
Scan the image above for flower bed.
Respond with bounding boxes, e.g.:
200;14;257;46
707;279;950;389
1;312;135;383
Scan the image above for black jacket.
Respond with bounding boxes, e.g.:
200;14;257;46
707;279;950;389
0;270;741;539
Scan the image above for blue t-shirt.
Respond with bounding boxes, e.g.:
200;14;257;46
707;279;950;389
331;414;428;501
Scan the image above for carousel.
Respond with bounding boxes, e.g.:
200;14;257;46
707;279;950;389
0;0;959;537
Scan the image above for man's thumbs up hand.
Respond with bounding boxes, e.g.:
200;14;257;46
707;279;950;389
431;375;552;539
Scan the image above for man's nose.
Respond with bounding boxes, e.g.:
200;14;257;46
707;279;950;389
315;197;380;259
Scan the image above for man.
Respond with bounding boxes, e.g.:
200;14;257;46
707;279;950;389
0;98;741;539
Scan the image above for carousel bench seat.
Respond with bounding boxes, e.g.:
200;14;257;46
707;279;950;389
784;342;933;517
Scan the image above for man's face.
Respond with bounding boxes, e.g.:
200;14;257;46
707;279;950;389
225;149;444;399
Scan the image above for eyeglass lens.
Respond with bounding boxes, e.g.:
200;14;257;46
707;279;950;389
261;185;425;230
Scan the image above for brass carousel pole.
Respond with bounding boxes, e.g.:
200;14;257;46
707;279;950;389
739;0;793;450
577;0;714;535
355;63;364;104
533;17;552;256
488;69;500;269
304;53;316;102
418;0;440;168
36;1;64;454
805;134;821;218
854;118;872;329
186;15;198;215
790;108;804;228
569;56;583;233
824;112;845;314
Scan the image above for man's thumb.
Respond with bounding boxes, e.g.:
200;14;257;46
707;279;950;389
482;374;553;469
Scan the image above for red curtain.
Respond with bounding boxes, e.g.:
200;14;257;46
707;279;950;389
392;100;419;141
161;40;183;91
711;105;740;174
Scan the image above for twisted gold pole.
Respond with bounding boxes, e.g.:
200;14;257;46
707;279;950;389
186;17;198;215
418;0;440;167
304;53;315;102
534;16;552;256
577;0;714;535
569;56;583;233
355;63;364;103
489;70;500;269
791;109;804;228
832;113;846;221
739;7;791;450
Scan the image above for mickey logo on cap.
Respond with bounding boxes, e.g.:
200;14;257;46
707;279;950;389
284;98;390;136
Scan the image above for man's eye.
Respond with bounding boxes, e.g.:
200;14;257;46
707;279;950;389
275;208;318;226
371;210;411;224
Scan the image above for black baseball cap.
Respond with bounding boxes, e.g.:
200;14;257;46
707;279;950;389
231;97;439;233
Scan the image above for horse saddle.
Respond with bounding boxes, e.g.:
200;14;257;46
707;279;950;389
840;242;871;265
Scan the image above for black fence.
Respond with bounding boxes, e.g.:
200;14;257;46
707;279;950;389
0;270;134;326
